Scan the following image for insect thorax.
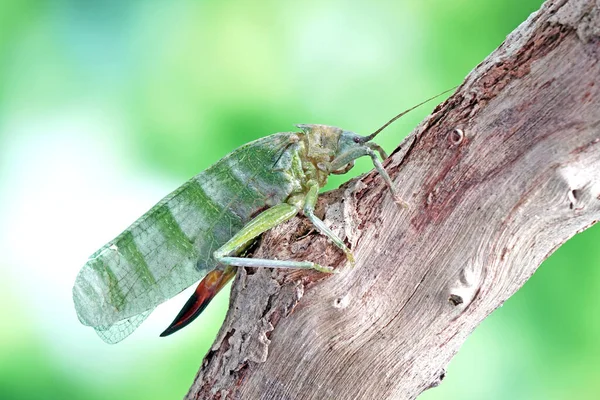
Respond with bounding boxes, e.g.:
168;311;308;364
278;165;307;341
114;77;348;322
296;124;345;188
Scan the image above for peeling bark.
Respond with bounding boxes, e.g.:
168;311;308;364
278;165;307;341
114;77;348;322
187;0;600;398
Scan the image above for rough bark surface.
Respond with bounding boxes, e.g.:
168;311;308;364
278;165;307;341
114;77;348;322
188;0;600;398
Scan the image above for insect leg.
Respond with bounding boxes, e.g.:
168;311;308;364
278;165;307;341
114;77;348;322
330;145;409;208
214;203;334;273
365;141;388;160
364;147;409;208
303;183;355;267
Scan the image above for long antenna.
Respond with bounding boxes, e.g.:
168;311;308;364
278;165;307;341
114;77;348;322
361;86;458;142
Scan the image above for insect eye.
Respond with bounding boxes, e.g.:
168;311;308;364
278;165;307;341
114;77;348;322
353;136;361;143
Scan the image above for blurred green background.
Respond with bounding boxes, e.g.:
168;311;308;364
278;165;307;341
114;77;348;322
1;0;598;399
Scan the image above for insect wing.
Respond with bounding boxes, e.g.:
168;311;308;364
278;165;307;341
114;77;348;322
94;309;154;344
73;133;298;342
73;180;209;343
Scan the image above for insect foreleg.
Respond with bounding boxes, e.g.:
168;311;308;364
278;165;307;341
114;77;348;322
331;145;409;208
365;147;409;208
213;203;334;273
303;183;355;267
365;141;388;160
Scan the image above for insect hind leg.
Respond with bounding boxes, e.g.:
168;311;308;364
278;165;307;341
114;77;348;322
213;203;334;273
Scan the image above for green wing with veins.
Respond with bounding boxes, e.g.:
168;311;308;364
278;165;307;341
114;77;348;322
73;133;299;343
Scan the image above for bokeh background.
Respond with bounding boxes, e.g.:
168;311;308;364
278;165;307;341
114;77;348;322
1;0;599;399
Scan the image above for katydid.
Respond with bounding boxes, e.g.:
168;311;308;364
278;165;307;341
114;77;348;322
72;89;453;343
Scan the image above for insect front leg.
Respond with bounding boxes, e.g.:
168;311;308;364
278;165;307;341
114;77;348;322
213;203;334;273
331;144;409;208
365;141;388;160
364;145;409;208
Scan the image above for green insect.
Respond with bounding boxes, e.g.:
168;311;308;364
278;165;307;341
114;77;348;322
72;91;452;343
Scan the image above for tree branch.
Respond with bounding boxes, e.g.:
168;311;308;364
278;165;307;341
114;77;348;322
187;0;600;398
